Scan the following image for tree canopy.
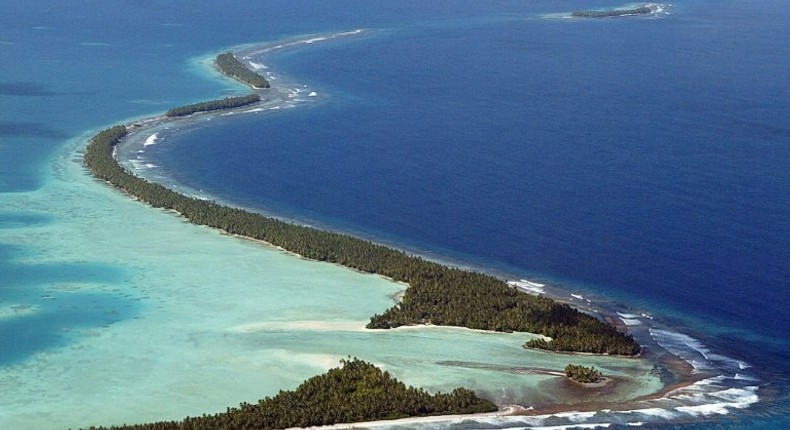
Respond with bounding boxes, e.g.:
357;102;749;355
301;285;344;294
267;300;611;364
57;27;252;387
80;359;497;430
571;6;653;18
165;93;260;117
564;364;603;383
216;52;270;89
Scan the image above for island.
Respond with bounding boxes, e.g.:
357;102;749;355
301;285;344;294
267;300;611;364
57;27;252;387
572;5;655;18
216;52;271;89
79;358;498;430
564;364;603;384
165;93;260;117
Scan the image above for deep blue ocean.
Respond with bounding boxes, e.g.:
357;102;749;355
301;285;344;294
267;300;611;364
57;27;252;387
2;0;788;428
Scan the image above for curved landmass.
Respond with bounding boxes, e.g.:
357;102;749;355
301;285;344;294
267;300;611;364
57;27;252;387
216;52;270;89
165;93;260;117
564;364;603;383
572;5;654;18
84;47;642;356
84;121;640;356
80;358;497;430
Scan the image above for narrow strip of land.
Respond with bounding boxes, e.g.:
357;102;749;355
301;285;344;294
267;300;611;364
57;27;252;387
571;4;657;18
81;33;648;428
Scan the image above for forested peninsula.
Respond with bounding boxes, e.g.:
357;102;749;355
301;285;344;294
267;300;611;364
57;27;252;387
80;359;497;430
85;121;639;356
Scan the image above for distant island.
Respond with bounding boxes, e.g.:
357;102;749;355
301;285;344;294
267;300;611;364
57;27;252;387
80;358;497;430
164;93;260;117
572;4;655;18
216;52;270;89
162;52;267;117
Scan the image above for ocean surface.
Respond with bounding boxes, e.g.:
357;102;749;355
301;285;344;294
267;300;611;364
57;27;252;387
1;0;788;429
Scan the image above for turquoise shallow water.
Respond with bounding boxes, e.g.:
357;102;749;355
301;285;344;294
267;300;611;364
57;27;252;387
0;136;663;429
2;1;788;429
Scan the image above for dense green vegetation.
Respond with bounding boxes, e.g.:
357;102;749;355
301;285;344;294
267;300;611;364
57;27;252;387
564;364;603;383
369;275;641;355
571;6;653;18
164;93;260;117
79;358;497;430
216;52;270;89
84;122;641;356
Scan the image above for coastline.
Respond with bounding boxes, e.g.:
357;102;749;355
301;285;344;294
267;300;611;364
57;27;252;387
82;31;759;428
542;2;668;20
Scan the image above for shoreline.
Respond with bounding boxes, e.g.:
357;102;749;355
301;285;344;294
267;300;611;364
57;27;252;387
83;31;757;428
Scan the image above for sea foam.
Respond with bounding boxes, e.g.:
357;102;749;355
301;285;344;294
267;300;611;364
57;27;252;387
143;133;159;146
508;279;546;294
